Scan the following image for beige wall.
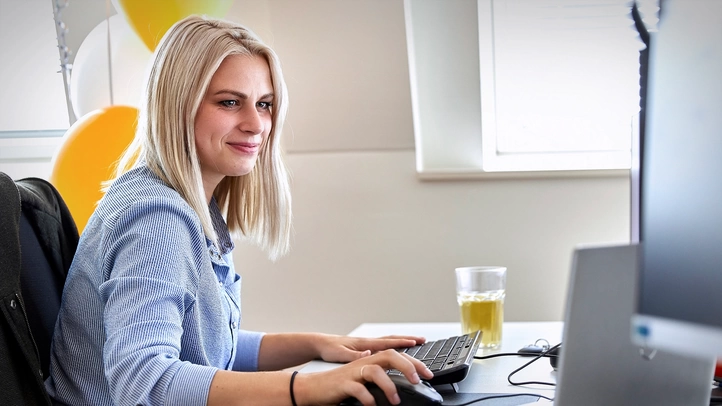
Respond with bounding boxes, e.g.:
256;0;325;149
236;150;629;335
0;0;631;335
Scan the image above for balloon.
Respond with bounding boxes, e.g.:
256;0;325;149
49;106;138;233
112;0;234;51
70;14;152;118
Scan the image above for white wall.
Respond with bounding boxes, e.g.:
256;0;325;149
237;150;629;335
228;0;631;334
0;0;631;336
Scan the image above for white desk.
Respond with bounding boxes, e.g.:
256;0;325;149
301;321;562;399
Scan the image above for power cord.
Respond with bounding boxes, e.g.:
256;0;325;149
451;392;554;405
473;341;562;388
474;351;557;361
450;340;559;405
506;343;561;387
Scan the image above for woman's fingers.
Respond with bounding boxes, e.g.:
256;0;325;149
379;335;427;344
356;351;432;405
364;365;401;405
367;349;432;383
343;380;375;406
398;349;434;380
359;336;424;353
329;349;434;406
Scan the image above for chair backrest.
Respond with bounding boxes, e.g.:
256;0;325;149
15;177;79;377
18;212;65;376
0;172;78;405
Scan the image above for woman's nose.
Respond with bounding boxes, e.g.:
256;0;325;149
239;106;264;135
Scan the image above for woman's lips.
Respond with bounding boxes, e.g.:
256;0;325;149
228;142;259;154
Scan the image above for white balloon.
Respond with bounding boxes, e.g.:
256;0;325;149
70;14;152;118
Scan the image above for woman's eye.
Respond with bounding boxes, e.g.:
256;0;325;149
258;101;273;110
220;100;238;108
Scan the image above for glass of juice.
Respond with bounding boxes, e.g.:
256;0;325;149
455;266;507;349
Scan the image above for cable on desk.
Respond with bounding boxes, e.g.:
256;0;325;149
450;392;554;405
506;343;561;387
473;342;561;387
473;338;559;361
474;352;557;360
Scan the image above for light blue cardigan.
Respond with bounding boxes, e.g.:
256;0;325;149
46;165;264;405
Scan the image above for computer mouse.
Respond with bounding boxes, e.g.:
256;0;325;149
339;374;443;406
548;345;561;370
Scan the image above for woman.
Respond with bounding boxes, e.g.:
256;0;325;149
46;15;432;406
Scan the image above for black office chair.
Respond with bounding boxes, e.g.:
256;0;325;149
0;172;79;405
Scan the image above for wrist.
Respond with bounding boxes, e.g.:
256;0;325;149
306;332;332;359
290;371;312;406
289;371;300;406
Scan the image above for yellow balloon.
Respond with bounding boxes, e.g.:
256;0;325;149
49;106;138;233
113;0;234;51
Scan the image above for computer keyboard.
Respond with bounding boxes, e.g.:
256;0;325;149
388;330;482;386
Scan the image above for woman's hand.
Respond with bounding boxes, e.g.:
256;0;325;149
315;334;427;363
258;333;426;371
293;349;434;406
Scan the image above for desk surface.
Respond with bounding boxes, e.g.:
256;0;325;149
301;321;562;398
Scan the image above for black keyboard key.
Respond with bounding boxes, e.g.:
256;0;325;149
414;342;435;360
403;345;421;358
438;336;458;358
430;361;445;372
422;340;445;361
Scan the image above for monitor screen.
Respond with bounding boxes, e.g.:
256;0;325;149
632;0;722;359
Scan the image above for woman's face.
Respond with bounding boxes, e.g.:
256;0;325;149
194;54;274;200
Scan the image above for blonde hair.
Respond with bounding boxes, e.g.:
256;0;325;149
112;15;291;260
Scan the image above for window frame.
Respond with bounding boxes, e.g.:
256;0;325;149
0;131;65;161
404;0;636;180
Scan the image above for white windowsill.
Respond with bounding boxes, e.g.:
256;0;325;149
0;134;64;161
417;168;629;181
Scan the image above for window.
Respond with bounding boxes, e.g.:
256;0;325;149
404;0;658;178
0;0;69;134
0;0;70;159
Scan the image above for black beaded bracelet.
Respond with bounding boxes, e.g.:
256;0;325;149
290;370;299;406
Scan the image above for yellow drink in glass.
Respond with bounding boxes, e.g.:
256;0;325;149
457;290;505;349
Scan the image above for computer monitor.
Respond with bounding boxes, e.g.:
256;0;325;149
631;0;722;361
629;0;649;245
